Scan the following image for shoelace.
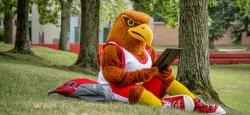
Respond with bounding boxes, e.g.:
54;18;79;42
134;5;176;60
163;100;181;109
196;97;217;112
197;96;205;105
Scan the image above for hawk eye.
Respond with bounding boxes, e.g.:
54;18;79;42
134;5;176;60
123;16;139;27
127;19;135;27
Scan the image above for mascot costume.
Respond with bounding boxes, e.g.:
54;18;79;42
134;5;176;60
50;11;225;114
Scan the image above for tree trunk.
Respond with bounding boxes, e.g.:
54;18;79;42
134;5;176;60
177;0;223;104
59;0;73;51
246;28;250;51
209;39;215;49
209;38;218;52
3;10;14;44
72;0;100;75
12;0;33;54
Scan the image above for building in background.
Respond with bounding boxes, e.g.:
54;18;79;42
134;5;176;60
31;5;80;44
153;21;250;46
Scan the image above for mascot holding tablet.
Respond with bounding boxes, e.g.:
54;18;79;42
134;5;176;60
51;11;226;114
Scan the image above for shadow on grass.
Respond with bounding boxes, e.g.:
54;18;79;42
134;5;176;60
0;51;95;76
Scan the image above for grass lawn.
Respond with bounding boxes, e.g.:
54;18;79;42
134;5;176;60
0;43;249;114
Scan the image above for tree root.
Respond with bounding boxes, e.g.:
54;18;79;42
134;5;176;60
9;47;33;55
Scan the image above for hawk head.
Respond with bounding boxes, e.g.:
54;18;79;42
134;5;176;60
107;11;153;50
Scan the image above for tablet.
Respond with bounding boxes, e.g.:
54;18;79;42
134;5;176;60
153;48;183;72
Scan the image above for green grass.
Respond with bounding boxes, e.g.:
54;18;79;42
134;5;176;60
0;43;249;114
210;64;250;114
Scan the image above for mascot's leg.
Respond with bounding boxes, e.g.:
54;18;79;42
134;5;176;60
166;80;225;114
110;85;162;106
167;80;225;114
143;76;194;111
129;86;162;106
145;75;225;114
166;80;196;99
143;73;196;99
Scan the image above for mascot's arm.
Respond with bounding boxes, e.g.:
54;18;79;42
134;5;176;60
101;45;158;86
146;46;175;81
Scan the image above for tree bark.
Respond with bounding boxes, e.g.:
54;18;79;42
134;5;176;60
12;0;33;54
72;0;100;75
3;10;14;44
177;0;223;104
59;0;73;51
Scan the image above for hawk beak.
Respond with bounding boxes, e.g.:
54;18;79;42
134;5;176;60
128;24;153;46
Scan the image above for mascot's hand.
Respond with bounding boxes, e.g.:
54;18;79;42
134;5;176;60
102;66;158;86
161;66;173;76
137;67;158;82
156;66;174;81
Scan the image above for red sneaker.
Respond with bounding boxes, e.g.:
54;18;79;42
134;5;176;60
194;97;226;114
161;95;194;112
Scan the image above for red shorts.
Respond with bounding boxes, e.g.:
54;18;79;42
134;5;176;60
110;76;167;103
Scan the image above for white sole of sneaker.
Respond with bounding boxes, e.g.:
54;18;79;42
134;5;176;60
183;95;195;112
208;105;226;115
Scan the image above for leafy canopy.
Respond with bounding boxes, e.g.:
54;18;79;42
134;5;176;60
208;0;250;44
131;0;178;27
37;0;79;25
100;0;131;30
0;0;17;14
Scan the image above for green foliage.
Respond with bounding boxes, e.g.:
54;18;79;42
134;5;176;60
230;13;250;44
208;0;239;41
100;0;131;29
131;0;219;28
0;0;4;14
234;0;250;13
208;0;250;45
37;0;60;25
0;0;17;12
0;0;16;43
151;0;179;27
131;0;179;27
70;0;80;15
38;0;129;30
131;0;233;28
208;21;224;42
37;0;79;25
208;0;218;7
0;0;17;15
131;0;157;14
